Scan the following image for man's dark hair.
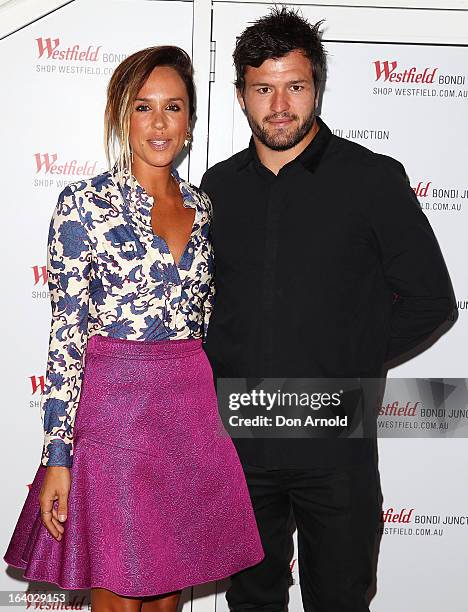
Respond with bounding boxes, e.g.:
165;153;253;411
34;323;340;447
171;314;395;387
233;7;326;92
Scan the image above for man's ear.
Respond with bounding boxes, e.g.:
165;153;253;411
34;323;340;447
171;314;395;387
314;88;321;109
236;87;246;111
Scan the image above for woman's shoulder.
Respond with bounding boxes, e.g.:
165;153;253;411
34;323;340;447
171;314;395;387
53;169;122;225
57;169;118;201
172;166;210;214
179;177;213;219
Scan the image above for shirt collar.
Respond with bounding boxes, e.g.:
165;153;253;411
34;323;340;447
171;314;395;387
235;115;333;175
113;164;200;233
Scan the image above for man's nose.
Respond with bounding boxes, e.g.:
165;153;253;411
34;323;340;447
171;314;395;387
270;90;289;114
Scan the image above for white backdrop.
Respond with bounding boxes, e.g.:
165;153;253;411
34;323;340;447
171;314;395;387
1;1;468;611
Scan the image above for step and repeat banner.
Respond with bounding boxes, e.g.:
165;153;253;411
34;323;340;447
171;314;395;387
1;0;468;611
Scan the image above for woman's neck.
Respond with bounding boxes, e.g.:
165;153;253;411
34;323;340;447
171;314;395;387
131;160;175;199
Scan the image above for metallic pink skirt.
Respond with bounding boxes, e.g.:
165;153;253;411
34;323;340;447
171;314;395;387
4;335;264;597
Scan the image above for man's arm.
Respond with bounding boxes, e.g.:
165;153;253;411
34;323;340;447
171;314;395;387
367;156;457;363
200;168;216;201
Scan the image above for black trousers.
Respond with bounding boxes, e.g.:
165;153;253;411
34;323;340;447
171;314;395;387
227;460;382;612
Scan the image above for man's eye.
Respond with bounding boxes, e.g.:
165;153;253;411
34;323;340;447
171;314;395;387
256;87;270;94
166;104;181;111
135;104;150;112
290;85;304;92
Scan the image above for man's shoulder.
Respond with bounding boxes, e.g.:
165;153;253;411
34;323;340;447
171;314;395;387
201;148;250;187
328;133;406;179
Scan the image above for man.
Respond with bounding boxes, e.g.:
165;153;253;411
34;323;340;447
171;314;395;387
201;8;455;612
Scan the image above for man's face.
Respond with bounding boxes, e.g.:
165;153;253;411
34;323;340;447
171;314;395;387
237;49;318;151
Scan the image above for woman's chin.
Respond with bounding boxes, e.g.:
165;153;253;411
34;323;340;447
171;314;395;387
137;153;179;170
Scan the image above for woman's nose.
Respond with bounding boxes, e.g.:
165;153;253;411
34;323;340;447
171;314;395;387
151;110;167;130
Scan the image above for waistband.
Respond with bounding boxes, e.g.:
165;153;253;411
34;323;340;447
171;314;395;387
86;334;203;360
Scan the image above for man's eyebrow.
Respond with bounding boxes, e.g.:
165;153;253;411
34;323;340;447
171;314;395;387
249;79;309;87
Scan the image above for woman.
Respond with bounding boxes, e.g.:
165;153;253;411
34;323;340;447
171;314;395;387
4;46;264;611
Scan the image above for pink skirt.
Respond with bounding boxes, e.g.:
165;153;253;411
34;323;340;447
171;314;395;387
4;335;264;597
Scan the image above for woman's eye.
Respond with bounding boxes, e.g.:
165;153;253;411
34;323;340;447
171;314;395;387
166;103;181;111
135;104;150;112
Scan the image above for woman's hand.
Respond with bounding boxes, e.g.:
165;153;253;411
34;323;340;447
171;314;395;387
39;466;71;541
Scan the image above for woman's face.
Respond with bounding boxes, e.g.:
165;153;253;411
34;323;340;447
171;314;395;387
129;66;190;172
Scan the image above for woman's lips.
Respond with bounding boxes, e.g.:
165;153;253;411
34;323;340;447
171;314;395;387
147;139;172;151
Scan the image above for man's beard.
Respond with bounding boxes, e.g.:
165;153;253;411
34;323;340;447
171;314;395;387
244;106;316;151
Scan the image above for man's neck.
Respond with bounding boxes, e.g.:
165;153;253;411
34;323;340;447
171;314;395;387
255;119;320;176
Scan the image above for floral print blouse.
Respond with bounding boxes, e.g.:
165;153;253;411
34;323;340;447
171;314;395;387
40;165;215;467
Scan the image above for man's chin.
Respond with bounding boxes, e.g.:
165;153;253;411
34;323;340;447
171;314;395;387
262;134;301;151
266;142;296;152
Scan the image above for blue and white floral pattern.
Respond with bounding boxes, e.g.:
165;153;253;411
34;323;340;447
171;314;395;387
40;165;215;467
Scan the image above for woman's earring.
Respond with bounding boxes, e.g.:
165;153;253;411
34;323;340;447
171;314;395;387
184;131;192;148
130;149;134;163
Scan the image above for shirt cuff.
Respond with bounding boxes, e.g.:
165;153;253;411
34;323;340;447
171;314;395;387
41;438;73;467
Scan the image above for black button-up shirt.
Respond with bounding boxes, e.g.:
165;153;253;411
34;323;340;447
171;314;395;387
200;117;455;468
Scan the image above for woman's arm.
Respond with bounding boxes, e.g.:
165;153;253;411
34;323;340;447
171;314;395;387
40;184;92;467
198;189;216;342
203;275;216;343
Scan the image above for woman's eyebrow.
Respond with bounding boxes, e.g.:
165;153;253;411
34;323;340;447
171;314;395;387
135;97;185;102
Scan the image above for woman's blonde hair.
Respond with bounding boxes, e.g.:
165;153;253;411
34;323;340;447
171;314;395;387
104;45;195;174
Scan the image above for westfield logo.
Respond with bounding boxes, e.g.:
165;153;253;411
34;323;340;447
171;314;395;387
379;401;419;416
34;153;98;176
36;37;101;61
412;181;432;198
381;508;414;523
374;61;437;83
30;375;45;395
32;265;48;286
